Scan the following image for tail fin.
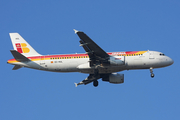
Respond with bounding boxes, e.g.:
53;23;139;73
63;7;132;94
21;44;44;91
9;33;41;57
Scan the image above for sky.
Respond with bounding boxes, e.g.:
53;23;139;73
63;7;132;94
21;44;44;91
0;0;180;120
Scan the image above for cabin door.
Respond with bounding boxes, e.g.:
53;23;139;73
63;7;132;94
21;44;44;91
149;51;154;59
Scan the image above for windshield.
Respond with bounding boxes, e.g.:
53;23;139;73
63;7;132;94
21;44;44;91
160;53;165;56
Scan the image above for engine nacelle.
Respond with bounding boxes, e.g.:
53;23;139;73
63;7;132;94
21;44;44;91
102;73;124;84
109;56;125;65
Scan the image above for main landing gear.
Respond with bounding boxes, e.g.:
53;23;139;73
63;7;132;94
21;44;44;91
93;80;99;87
150;67;155;78
75;65;100;87
92;65;100;87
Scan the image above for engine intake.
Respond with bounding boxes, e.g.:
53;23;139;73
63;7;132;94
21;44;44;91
102;73;124;84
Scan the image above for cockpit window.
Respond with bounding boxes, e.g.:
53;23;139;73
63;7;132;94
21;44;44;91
160;53;165;56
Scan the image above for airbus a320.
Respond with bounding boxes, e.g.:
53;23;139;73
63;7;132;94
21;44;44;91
7;30;174;87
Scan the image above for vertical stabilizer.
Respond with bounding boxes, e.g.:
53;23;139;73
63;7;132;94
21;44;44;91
9;33;41;57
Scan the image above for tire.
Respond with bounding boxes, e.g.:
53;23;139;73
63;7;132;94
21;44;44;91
93;80;98;87
151;73;155;78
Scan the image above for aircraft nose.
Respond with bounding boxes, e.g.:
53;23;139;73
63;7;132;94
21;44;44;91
170;58;174;65
167;57;174;65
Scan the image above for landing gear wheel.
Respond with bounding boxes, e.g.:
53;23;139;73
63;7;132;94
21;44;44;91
151;73;155;78
93;80;98;87
150;67;155;78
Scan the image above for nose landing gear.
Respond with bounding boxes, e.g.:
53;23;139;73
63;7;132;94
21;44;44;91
151;73;155;78
150;67;155;78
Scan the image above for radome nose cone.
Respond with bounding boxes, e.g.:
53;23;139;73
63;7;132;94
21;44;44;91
167;57;174;66
170;58;174;65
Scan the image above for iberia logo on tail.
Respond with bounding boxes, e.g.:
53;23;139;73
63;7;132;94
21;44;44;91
15;43;30;53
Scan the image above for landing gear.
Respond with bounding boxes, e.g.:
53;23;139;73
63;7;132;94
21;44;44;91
150;67;155;78
92;65;100;87
94;69;99;77
151;73;155;78
75;65;100;87
93;80;98;87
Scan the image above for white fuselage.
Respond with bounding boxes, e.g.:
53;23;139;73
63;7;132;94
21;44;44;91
8;51;174;74
8;32;174;87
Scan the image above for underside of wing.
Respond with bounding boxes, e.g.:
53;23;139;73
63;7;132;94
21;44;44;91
74;29;112;87
74;29;109;66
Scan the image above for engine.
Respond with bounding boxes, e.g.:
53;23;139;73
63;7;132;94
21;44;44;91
102;73;124;84
109;56;125;65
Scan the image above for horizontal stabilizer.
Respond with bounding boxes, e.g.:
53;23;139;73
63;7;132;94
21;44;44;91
10;50;31;62
12;65;22;70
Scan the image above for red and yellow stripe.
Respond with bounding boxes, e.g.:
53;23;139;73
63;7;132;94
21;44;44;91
7;51;147;64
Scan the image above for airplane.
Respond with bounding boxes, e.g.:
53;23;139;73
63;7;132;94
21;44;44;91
7;29;174;87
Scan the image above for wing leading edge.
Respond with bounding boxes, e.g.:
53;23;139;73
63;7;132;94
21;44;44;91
74;29;109;67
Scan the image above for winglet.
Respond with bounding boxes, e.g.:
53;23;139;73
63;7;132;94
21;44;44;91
73;29;79;34
74;83;78;87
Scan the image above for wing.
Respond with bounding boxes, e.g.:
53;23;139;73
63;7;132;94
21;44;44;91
74;29;109;66
74;29;111;87
75;74;98;87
